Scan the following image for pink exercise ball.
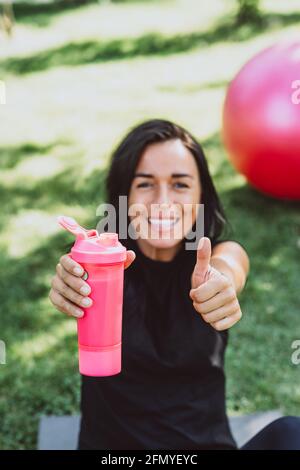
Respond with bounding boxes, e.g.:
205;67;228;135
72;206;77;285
222;41;300;200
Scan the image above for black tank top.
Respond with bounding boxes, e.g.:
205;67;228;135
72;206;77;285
78;238;237;450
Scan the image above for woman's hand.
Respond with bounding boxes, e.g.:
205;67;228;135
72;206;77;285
189;237;242;331
49;250;136;318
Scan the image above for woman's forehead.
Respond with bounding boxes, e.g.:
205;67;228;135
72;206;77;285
136;139;197;174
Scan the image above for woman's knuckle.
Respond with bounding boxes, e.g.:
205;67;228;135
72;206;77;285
226;287;235;301
221;275;230;288
199;304;207;314
226;297;237;312
73;292;83;306
56;263;65;280
195;291;203;303
60;268;68;283
198;303;206;314
60;283;69;297
64;286;79;306
59;254;66;265
202;313;211;323
60;298;69;311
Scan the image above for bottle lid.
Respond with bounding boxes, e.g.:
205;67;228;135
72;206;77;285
58;215;126;264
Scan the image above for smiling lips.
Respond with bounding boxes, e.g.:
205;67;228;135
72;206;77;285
148;217;180;231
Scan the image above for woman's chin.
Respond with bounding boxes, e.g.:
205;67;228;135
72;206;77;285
141;236;183;250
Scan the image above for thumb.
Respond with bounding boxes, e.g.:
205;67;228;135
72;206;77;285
124;250;136;270
191;237;211;289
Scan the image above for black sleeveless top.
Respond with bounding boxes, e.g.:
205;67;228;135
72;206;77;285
78;238;237;450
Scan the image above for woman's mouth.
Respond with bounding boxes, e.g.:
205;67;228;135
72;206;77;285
147;217;180;231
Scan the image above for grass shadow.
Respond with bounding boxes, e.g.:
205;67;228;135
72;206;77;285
13;0;99;28
157;79;229;93
2;10;300;76
13;0;162;28
0;142;61;170
0;151;108;233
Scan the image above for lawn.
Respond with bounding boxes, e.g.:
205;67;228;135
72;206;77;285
0;0;300;449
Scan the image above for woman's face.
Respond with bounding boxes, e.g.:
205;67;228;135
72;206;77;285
128;138;201;260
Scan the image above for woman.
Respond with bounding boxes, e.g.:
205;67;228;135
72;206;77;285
49;119;300;450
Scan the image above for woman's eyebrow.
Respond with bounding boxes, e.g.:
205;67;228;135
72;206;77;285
133;173;154;178
133;172;193;178
172;173;194;178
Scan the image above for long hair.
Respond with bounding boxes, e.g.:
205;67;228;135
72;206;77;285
106;119;230;250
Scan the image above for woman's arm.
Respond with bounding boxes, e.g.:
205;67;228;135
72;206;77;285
210;241;250;295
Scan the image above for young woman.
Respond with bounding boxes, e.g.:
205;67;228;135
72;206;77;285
49;119;300;450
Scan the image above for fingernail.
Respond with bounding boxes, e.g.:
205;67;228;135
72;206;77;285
74;267;83;276
81;297;92;307
198;238;204;250
80;285;90;295
74;309;84;318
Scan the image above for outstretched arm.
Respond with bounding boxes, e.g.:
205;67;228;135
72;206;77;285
210;241;250;295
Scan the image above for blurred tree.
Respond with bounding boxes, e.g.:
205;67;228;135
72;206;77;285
236;0;262;24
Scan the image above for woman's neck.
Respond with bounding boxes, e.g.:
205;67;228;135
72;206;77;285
136;239;181;262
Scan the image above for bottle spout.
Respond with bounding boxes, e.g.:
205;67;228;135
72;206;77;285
97;233;119;247
57;215;97;240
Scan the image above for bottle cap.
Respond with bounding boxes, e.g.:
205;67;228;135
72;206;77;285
58;215;126;264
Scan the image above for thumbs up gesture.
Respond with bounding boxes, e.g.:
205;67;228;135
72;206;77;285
189;237;242;331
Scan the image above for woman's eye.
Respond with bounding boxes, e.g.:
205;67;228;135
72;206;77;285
136;181;189;189
137;182;152;188
174;182;189;189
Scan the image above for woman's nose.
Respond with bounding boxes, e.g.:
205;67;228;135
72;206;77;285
154;185;172;205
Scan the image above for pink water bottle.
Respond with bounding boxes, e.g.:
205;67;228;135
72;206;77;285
58;215;127;377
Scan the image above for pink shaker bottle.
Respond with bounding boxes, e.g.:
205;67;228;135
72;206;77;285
57;215;127;377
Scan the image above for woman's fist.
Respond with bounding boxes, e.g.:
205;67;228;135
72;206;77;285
49;250;136;318
190;237;242;331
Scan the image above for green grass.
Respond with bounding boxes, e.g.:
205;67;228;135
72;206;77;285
2;10;300;76
0;0;300;450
